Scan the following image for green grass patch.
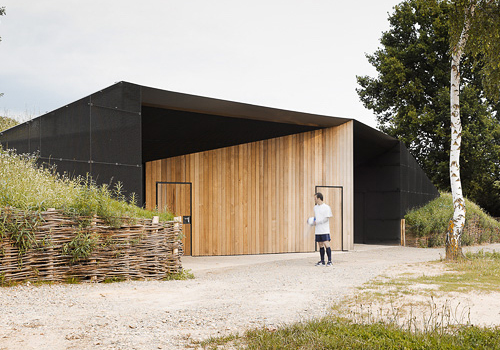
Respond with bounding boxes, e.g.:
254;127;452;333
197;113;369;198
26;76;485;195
199;317;500;350
405;192;500;246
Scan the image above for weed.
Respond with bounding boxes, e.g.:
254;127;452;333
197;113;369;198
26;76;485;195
61;231;99;264
163;269;194;281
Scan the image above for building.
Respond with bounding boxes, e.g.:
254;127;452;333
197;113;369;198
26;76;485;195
0;82;439;255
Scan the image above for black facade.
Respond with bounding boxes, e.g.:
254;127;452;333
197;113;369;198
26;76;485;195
0;83;144;203
354;123;439;243
0;81;439;244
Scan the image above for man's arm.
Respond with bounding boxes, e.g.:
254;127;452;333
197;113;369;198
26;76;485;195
315;216;329;225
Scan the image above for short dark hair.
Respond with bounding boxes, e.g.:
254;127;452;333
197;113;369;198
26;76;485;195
315;192;323;201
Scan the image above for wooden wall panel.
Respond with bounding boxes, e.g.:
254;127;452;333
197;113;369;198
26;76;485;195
146;121;354;256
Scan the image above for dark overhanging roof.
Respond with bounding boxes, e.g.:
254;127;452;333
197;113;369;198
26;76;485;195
0;81;400;166
135;82;399;163
140;84;352;128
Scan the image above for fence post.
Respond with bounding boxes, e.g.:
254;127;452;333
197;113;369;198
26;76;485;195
400;219;406;247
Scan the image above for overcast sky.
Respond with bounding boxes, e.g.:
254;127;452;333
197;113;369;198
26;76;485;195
0;0;402;128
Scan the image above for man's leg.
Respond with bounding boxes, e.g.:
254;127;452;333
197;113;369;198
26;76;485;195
324;240;332;264
319;241;325;263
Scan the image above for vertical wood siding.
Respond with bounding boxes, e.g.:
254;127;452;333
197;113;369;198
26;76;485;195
145;122;353;256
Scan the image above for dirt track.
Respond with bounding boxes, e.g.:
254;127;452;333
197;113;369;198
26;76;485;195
1;243;499;349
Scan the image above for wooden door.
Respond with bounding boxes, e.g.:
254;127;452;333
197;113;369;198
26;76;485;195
316;186;343;251
157;182;192;255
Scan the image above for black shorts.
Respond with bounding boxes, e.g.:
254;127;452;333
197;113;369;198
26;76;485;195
315;234;331;242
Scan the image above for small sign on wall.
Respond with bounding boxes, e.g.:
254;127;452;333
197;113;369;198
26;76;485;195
183;216;191;224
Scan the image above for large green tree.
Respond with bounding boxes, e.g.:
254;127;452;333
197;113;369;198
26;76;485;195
357;0;500;217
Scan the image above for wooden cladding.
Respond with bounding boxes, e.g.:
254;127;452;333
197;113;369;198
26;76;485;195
145;122;353;256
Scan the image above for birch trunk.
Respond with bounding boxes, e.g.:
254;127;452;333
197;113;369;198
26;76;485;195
446;3;476;260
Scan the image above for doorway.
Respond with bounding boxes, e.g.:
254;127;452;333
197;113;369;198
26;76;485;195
156;182;192;255
315;186;344;251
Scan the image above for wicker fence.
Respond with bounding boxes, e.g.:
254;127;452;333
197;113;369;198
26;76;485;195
0;208;183;283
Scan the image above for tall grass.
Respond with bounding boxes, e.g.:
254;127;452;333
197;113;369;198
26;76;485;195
0;147;172;222
200;316;500;350
405;192;500;246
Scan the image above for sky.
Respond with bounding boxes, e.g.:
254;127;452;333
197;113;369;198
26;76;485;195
0;0;403;128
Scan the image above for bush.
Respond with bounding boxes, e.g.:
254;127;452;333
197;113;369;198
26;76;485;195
405;193;500;247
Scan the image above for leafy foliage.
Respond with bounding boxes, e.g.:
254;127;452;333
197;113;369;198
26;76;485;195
0;210;41;254
356;0;500;216
61;231;99;264
450;0;500;101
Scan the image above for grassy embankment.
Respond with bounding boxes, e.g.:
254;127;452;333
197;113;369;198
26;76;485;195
0;147;172;222
405;192;500;246
201;251;500;349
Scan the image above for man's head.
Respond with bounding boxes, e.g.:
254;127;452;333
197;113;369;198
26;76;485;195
314;192;323;205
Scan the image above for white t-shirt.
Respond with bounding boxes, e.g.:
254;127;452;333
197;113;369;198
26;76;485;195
314;203;333;235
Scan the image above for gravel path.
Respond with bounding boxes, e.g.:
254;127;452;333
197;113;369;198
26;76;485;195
2;243;499;350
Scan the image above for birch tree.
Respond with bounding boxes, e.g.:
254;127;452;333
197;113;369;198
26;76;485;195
447;0;500;260
357;0;500;217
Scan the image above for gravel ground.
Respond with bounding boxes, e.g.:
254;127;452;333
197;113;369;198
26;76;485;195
2;243;499;350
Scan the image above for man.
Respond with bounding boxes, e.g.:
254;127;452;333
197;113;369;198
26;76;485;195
312;192;333;266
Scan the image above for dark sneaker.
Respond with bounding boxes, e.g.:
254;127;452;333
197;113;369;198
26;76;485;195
326;261;333;267
315;261;325;266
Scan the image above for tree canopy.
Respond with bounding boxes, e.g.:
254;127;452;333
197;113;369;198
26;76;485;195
357;0;500;216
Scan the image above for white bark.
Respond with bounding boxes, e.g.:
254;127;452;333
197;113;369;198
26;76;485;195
449;50;465;244
447;3;476;257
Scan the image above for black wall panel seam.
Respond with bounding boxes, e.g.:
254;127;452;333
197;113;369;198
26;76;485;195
89;103;141;115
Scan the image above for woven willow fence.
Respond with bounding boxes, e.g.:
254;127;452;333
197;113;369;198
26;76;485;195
0;208;183;283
